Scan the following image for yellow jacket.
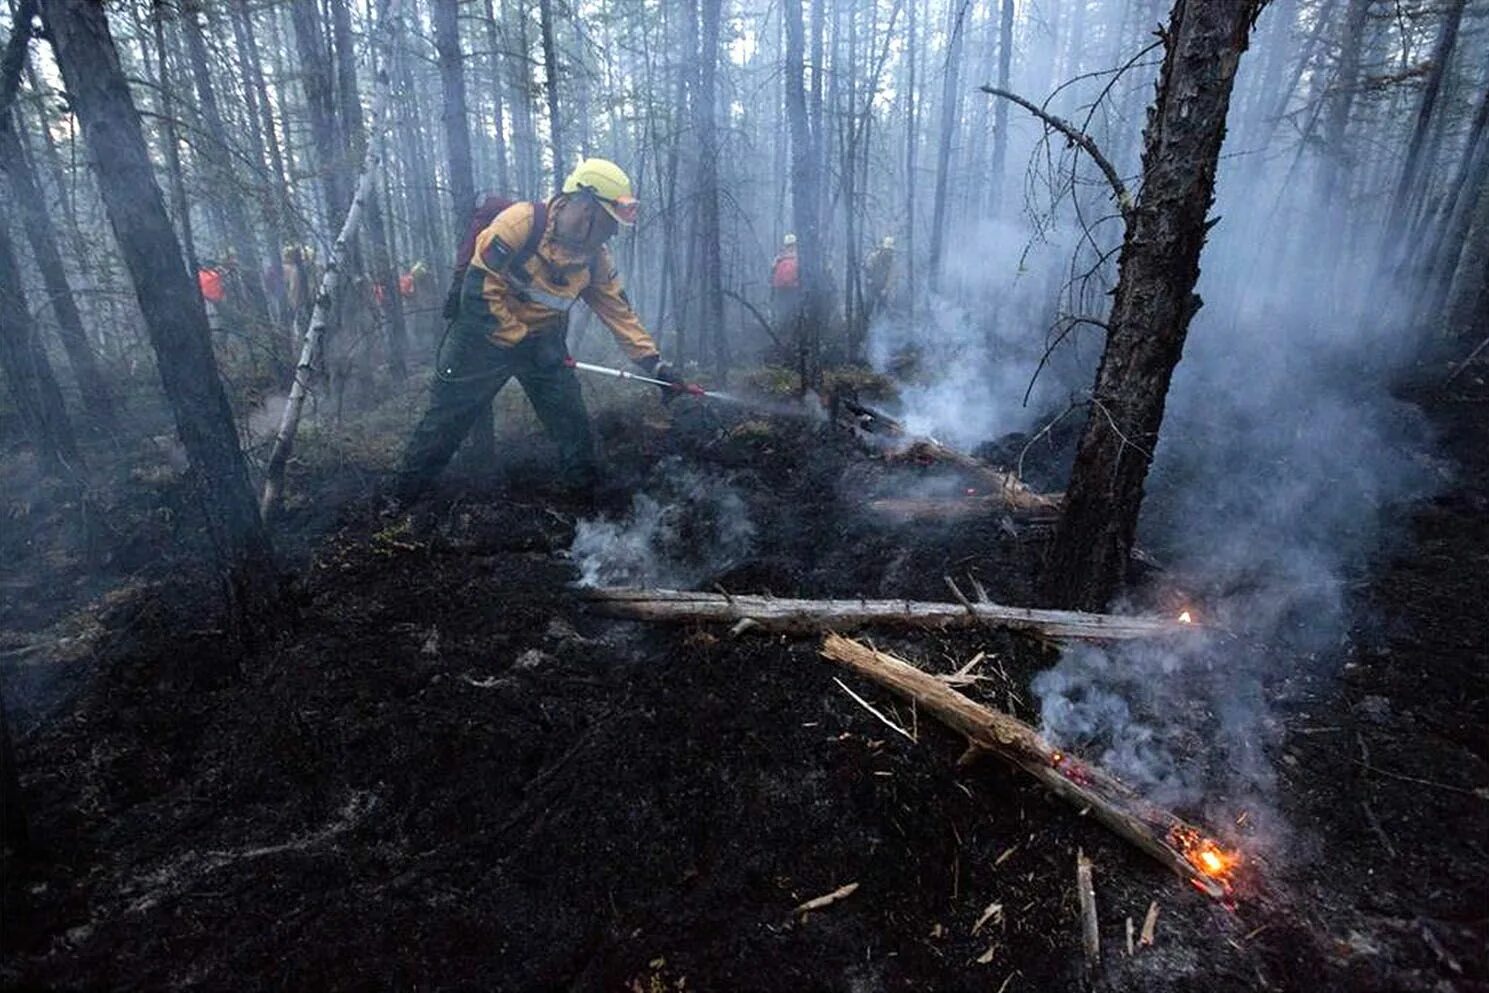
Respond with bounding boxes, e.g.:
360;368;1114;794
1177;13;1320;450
467;200;659;363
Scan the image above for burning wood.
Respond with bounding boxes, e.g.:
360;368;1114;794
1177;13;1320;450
818;634;1240;900
582;588;1195;642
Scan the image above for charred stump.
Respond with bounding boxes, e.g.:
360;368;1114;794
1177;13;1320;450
1043;0;1266;611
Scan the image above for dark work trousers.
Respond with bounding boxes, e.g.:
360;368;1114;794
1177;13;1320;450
395;314;595;497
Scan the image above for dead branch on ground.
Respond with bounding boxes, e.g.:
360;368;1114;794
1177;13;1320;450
819;634;1235;899
582;588;1193;641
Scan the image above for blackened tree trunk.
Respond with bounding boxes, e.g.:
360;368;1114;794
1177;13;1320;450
480;0;510;191
0;124;115;425
1043;0;1266;612
694;0;727;374
0;675;26;856
40;0;275;609
0;212;80;475
1316;0;1370;210
1385;0;1469;243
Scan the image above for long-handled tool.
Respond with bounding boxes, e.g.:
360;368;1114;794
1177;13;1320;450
564;356;755;404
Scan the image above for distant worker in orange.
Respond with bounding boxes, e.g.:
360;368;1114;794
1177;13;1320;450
770;232;802;335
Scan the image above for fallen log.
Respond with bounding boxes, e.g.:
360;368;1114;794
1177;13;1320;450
581;588;1193;641
835;397;1062;512
866;494;1060;523
819;634;1236;899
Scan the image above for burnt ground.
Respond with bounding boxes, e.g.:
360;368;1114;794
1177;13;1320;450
0;376;1486;992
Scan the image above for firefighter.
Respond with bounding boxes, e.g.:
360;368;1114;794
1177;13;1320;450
394;157;684;499
770;233;802;336
863;235;897;320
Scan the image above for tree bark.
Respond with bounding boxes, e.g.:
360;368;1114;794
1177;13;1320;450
582;588;1192;641
1385;0;1469;244
987;0;1013;217
0;124;115;426
927;0;966;287
261;0;402;518
784;0;824;386
694;0;727;374
819;635;1232;899
180;0;271;325
150;3;197;274
0;209;80;475
1043;0;1266;611
39;0;275;608
538;0;566;175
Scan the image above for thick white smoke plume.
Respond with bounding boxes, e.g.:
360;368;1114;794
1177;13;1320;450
568;458;756;588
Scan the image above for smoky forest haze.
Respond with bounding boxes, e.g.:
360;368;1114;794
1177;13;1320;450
1;0;1487;989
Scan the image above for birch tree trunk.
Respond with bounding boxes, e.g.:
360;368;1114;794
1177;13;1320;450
261;0;402;518
927;0;966;288
40;0;275;609
1044;0;1267;612
694;0;727;375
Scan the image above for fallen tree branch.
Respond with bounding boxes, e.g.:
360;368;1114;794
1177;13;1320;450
1077;849;1100;972
866;494;1060;523
582;588;1193;641
980;84;1133;216
819;634;1235;899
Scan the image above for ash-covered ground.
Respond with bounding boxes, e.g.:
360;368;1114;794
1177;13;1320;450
1;379;1485;992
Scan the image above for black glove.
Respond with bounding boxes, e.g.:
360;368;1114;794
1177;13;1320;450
441;277;462;321
652;360;688;404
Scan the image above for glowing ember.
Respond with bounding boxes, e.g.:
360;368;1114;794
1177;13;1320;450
1198;849;1225;874
1178;610;1193;624
1050;751;1064;765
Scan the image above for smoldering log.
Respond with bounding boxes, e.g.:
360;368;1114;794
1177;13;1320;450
866;495;1060;523
581;588;1194;641
834;397;1062;513
818;634;1235;899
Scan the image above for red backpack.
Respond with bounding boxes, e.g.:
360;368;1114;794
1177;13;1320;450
443;195;549;320
771;253;799;289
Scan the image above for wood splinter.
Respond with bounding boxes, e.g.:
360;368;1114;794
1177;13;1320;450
794;881;859;916
1077;849;1100;972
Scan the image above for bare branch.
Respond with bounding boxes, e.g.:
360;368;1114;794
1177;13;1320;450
980;84;1133;217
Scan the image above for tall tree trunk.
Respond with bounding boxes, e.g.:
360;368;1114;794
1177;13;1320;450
927;0;967;287
150;3;197;274
262;0;402;516
1316;0;1370;210
291;0;349;224
538;0;565;175
988;0;1013;217
1043;0;1266;611
333;0;407;379
0;209;80;475
480;0;510;191
694;0;727;374
181;0;271;326
0;124;115;425
1441;170;1489;343
903;0;917;302
39;0;275;609
785;0;823;386
1385;0;1469;244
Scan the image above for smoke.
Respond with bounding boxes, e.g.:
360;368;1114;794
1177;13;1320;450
863;217;1076;452
1027;131;1439;835
568;458;756;588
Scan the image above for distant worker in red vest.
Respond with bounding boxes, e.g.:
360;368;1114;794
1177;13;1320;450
770;233;802;336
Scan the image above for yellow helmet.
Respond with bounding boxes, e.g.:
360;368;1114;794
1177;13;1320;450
783;233;797;246
562;157;638;225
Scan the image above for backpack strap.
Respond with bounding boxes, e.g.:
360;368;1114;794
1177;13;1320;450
509;200;548;275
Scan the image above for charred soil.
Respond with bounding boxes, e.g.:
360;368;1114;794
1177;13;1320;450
1;387;1485;992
